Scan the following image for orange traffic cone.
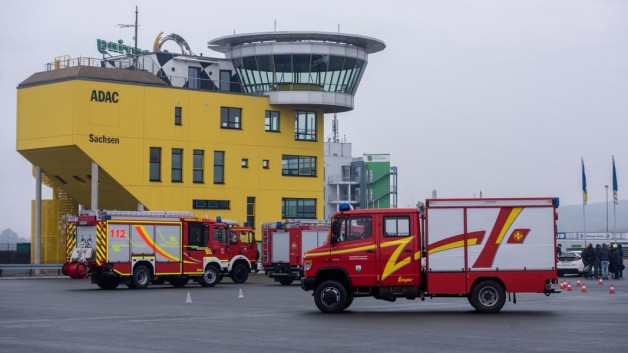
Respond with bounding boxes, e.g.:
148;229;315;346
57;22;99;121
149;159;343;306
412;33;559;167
567;283;573;291
598;278;604;286
576;279;581;287
609;284;616;294
581;284;587;293
560;281;566;289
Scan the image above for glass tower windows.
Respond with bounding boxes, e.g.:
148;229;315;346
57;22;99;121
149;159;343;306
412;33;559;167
232;54;366;95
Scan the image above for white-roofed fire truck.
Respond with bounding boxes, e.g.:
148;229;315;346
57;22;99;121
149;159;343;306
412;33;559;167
301;198;561;313
62;210;258;289
261;220;329;285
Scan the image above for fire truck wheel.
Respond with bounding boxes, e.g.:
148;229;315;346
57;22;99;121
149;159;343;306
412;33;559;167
279;277;294;286
344;294;354;310
97;277;120;290
169;277;189;288
131;265;151;289
199;266;220;287
314;280;348;313
230;263;249;284
469;280;506;313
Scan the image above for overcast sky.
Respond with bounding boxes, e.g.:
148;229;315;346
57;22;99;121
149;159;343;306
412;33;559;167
1;0;626;238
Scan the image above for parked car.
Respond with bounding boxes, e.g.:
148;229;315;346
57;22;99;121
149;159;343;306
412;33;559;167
557;251;584;277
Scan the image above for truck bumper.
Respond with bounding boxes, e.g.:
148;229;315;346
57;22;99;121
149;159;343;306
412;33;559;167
301;277;316;291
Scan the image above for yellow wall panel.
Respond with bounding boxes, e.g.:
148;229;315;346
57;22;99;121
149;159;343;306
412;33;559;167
17;82;74;148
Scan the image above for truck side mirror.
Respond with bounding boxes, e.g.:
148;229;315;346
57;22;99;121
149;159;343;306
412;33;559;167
331;220;341;245
331;220;340;236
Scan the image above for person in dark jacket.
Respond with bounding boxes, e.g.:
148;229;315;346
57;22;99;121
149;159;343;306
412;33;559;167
595;244;602;277
582;244;595;278
618;244;624;278
610;243;623;279
599;243;611;280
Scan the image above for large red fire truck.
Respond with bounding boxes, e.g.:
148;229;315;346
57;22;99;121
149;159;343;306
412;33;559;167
301;198;560;313
62;210;258;289
261;221;329;285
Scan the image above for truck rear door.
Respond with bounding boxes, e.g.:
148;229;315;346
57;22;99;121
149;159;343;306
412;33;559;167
425;206;468;294
378;213;420;287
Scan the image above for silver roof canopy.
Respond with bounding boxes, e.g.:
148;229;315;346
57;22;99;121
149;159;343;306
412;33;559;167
208;31;385;54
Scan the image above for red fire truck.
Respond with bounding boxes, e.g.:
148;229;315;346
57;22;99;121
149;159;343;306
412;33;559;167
62;210;258;289
301;198;560;313
262;221;329;285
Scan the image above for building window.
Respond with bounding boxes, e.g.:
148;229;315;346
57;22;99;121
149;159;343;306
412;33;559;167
149;147;161;181
174;107;182;126
188;67;200;89
295;110;316;141
246;196;255;227
282;198;316;219
193;199;230;209
262;160;269;169
171;148;183;182
219;70;231;92
265;110;280;132
241;158;249;168
220;107;241;129
193;149;204;183
214;151;225;184
282;155;316;176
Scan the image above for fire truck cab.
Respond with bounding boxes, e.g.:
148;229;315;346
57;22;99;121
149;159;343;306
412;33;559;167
302;198;560;313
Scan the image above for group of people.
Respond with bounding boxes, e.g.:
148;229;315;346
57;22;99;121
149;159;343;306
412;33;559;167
580;243;625;280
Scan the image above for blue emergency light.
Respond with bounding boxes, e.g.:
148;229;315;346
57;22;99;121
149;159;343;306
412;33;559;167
339;203;352;212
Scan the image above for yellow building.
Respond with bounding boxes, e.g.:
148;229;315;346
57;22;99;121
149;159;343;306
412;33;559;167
16;31;385;263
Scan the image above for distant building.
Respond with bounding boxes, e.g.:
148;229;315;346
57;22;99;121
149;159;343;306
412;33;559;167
323;117;397;219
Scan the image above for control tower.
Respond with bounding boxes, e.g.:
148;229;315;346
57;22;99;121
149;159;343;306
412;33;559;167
208;31;385;113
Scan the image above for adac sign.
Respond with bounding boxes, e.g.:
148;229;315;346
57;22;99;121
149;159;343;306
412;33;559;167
91;90;119;103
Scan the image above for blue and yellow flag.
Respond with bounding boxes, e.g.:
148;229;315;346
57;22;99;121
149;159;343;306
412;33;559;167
613;156;618;204
581;157;588;204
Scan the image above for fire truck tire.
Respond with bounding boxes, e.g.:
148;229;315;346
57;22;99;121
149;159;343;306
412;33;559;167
97;277;120;290
169;277;189;288
279;277;294;286
469;280;506;313
131;265;151;289
199;266;220;287
230;263;249;284
344;294;354;310
314;280;348;313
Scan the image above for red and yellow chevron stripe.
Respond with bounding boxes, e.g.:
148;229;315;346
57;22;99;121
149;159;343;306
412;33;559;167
96;222;107;266
66;223;76;261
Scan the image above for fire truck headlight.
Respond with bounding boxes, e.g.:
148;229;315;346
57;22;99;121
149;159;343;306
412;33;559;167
304;259;312;272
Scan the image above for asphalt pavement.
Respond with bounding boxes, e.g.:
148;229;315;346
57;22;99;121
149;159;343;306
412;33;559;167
0;274;626;353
